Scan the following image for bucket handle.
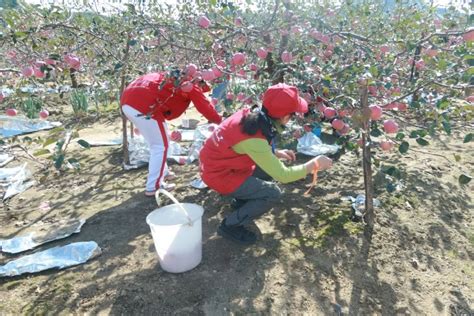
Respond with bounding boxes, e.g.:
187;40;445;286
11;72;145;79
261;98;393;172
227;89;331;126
155;189;193;226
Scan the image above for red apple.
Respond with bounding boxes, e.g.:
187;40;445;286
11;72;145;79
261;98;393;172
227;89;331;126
380;140;394;151
6;108;17;116
397;102;408;111
323;107;337;119
369;105;383;120
281;51;293;63
198;16;210;28
383;120;399;134
380;45;390;54
234;17;243;26
256;48;268;59
212;67;222;78
201;70;215;81
171;131;182;142
22;66;34;77
39;109;49;119
463;30;474;42
331;119;344;130
232;52;246;66
185;63;198;76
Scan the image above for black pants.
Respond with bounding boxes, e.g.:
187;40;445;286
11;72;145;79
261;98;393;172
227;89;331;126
224;167;282;226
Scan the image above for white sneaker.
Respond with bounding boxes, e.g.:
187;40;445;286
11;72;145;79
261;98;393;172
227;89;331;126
164;171;177;181
160;182;176;191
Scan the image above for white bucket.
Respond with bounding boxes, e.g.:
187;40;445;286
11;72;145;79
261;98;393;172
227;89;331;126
146;190;204;273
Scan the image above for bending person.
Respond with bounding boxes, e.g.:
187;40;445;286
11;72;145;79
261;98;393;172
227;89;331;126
121;70;222;196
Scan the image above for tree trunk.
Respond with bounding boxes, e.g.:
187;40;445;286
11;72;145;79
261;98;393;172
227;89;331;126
70;68;78;88
120;37;131;166
360;85;375;234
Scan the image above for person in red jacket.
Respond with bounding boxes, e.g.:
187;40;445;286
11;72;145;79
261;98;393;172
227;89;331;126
200;83;333;245
121;70;222;196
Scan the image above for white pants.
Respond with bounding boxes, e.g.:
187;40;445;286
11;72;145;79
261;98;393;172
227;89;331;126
122;105;170;192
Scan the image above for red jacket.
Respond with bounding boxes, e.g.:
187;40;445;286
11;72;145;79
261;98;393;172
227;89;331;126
120;72;222;123
199;108;267;194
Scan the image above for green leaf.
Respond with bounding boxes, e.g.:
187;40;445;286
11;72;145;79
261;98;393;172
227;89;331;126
14;31;28;39
386;182;396;193
464;133;473;143
54;154;65;169
383;166;397;176
441;121;451;135
42;137;58;148
128;39;137;46
395;132;405;141
416;138;429;146
33;149;50;156
438;58;448;71
399;141;409;154
77;139;91;149
370;128;382;137
409;131;419;138
114;63;123;70
458;174;472;185
417;130;428;138
373;157;380;167
369;65;378;77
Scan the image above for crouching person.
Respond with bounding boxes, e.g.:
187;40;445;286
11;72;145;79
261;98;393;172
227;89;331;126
199;83;333;245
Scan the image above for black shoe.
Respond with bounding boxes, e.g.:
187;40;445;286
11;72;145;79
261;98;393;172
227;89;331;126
217;220;257;245
230;198;246;209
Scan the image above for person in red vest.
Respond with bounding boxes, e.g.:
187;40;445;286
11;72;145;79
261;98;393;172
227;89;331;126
121;69;222;196
200;83;333;245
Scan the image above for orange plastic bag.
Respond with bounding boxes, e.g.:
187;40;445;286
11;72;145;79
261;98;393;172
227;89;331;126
304;163;319;196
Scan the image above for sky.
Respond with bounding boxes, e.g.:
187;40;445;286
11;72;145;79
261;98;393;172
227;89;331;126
23;0;472;9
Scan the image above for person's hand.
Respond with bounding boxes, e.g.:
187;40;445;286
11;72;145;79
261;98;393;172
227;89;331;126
316;155;333;170
275;149;296;162
170;130;182;142
305;155;333;173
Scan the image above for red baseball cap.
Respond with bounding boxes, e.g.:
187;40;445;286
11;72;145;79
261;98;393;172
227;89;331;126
262;83;308;118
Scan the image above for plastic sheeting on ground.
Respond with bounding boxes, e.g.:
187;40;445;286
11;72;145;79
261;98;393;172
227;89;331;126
0;115;62;138
296;132;340;156
0;163;35;200
0;153;14;167
0;219;86;254
125;123;218;169
87;138;122;147
342;194;381;219
0;241;101;277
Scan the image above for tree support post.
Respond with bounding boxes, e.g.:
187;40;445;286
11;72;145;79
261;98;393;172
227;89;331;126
360;84;375;234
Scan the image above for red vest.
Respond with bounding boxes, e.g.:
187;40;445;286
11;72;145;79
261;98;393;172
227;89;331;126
120;72;221;123
199;108;267;194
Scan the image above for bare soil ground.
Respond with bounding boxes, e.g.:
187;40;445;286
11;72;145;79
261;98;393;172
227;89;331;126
0;108;472;315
